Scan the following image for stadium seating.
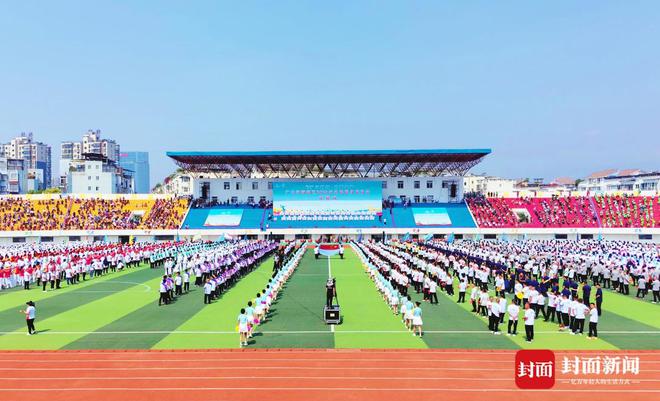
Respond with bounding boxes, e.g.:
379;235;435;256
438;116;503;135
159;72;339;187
466;194;659;228
0;196;189;231
593;194;658;228
465;195;519;228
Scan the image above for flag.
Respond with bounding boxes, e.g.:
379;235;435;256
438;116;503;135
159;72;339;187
424;233;433;241
447;233;455;244
318;244;341;257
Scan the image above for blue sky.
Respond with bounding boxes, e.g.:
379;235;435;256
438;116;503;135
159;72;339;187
0;1;658;187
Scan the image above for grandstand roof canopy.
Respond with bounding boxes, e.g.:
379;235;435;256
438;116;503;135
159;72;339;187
167;148;491;178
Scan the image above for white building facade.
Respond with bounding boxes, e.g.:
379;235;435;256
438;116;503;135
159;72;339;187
67;156;134;194
578;170;660;194
1;132;52;191
60;130;121;191
463;174;517;197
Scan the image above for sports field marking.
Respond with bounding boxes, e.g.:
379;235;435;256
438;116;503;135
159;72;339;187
74;281;152;293
0;387;657;393
0;329;656;335
1;376;657;382
1;349;654;356
0;358;586;363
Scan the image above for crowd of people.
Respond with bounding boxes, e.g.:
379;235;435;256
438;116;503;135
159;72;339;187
237;240;304;346
0;196;189;231
465;193;659;228
0;241;192;292
595;194;658;228
155;239;278;306
353;237;659;342
465;194;519;228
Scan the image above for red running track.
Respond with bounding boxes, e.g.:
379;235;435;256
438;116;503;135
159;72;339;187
0;349;658;401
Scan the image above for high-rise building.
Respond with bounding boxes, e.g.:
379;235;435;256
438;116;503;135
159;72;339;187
60;130;120;191
0;157;27;194
67;154;134;194
119;151;150;193
1;132;52;191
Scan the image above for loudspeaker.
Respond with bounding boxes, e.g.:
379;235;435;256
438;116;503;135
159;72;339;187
450;183;457;198
324;305;341;324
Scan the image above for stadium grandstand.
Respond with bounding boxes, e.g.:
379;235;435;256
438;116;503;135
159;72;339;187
0;148;658;243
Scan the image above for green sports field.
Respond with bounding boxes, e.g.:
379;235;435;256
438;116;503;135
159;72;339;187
0;247;658;350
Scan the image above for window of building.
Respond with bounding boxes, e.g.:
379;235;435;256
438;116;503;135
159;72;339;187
267;182;273;190
426;180;433;189
382;181;387;189
88;186;91;191
247;196;255;203
230;196;238;204
96;187;99;191
223;182;230;190
413;195;420;203
397;181;404;189
260;196;266;202
252;182;258;190
96;176;99;180
235;182;242;190
414;180;420;189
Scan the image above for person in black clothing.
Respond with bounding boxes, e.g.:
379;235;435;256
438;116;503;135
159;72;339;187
595;284;603;316
326;278;337;307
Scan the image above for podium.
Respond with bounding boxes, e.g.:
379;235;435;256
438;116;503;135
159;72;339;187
324;305;341;324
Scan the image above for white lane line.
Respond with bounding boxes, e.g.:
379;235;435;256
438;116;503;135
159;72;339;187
0;387;657;393
0;330;657;335
1;376;657;383
0;358;535;363
2;366;658;373
0;376;515;381
0;350;651;356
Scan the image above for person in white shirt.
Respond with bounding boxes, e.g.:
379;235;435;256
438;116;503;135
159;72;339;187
523;303;535;343
183;269;190;293
507;302;519;336
498;297;507;324
636;276;647;299
457;280;467;303
158;277;168;306
469;284;478;313
203;279;213;304
652;277;660;304
20;301;36;335
489;297;501;334
571;298;589;335
428;278;438;304
174;272;183;296
587;303;599;340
